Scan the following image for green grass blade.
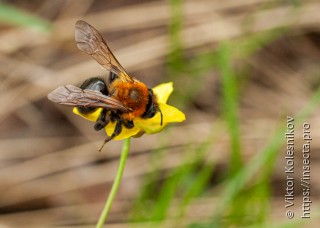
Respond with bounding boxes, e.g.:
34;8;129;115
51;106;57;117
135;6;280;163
0;2;50;32
203;87;320;227
218;42;243;177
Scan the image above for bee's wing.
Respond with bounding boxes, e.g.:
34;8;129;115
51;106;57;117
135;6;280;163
47;85;130;112
75;20;133;82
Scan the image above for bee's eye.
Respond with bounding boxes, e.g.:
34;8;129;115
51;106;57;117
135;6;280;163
141;89;157;119
109;72;117;83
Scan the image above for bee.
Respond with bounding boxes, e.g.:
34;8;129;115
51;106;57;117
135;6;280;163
48;20;162;151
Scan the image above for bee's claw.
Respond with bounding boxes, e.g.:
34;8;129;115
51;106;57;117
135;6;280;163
98;137;112;152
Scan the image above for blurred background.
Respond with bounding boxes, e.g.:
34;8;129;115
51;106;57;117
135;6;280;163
0;0;319;227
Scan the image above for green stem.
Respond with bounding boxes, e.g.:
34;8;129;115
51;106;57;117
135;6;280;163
96;138;131;228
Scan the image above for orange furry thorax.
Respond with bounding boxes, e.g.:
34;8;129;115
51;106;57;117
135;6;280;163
112;81;149;120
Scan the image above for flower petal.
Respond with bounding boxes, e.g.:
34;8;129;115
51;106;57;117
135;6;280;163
152;82;173;104
73;107;102;122
134;103;185;134
105;122;140;140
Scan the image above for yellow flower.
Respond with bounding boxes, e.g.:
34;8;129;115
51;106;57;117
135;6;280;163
73;82;185;140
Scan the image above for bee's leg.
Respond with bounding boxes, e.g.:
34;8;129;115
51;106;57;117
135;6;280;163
123;120;134;129
94;109;110;131
98;118;122;152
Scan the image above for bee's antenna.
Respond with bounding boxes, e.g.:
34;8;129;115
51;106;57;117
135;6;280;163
159;108;163;126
